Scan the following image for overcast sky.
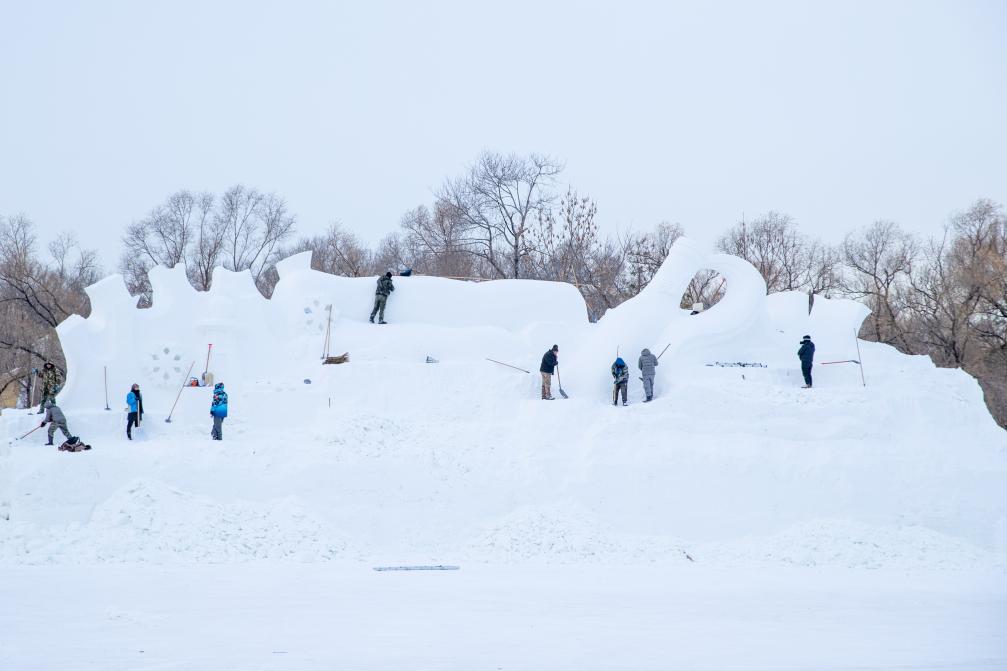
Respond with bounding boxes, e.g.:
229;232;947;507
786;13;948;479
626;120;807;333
1;0;1004;270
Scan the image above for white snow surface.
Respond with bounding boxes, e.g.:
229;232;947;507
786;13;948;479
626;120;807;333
1;237;1006;668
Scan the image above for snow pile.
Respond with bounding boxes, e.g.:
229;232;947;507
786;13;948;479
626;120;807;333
1;237;1005;570
0;479;346;564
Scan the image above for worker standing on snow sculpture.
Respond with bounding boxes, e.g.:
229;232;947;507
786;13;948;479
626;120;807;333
34;361;63;414
210;382;228;440
369;271;395;324
611;357;629;406
540;345;559;400
638;348;658;402
126;383;144;440
40;400;71;445
798;335;815;388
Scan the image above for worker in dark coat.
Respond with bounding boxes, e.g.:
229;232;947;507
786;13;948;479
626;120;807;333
611;357;629;406
369;272;395;324
798;335;815;388
539;345;559;400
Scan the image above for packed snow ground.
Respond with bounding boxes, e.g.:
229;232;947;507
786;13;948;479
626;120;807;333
1;240;1005;668
3;564;1004;671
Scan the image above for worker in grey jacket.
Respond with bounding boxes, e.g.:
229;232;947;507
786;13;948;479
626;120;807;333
638;348;659;402
40;400;71;445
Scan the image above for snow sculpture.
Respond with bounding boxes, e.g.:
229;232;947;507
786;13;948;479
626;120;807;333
564;238;869;391
54;239;870;413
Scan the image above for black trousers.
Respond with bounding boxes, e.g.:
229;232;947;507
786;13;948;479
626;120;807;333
127;411;138;438
613;381;628;404
801;362;813;386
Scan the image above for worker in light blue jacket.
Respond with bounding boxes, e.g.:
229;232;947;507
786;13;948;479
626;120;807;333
125;383;143;440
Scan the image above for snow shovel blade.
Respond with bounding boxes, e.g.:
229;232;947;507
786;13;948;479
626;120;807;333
558;386;569;399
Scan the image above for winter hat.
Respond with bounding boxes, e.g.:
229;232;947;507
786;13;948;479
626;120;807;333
802;335;811;341
214;382;224;391
385;271;393;278
615;357;625;367
551;345;559;352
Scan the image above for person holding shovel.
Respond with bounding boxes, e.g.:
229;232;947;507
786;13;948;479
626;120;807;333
539;345;559;400
638;348;659;402
611;357;629;406
40;400;71;446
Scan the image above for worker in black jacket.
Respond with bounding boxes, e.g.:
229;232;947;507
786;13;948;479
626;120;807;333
798;335;815;388
540;345;559;400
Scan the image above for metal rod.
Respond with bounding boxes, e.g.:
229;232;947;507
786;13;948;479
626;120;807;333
165;361;195;423
854;330;866;387
485;358;530;374
103;366;110;410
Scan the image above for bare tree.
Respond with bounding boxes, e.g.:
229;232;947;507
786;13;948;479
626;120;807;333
185;192;222;291
216;186;296;293
287;223;374;277
839;220;917;348
716;212;835;295
399;204;477;278
625;222;684;294
0;214;100;406
436;152;562;279
119;186;295;300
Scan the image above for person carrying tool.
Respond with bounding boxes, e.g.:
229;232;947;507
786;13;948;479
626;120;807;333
539;345;559;400
638;348;659;402
611;357;629;406
369;272;395;324
210;382;228;440
798;334;816;388
40;400;71;445
126;383;144;440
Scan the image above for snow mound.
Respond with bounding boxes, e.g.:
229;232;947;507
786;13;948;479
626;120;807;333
0;479;346;564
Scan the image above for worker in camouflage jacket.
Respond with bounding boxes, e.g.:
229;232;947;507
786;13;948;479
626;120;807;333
40;400;71;446
611;357;629;406
369;272;395;324
638;348;659;402
35;362;63;414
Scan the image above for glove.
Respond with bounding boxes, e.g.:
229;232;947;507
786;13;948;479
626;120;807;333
39;421;45;427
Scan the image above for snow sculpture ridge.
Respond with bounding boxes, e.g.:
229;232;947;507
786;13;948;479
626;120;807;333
55;239;871;413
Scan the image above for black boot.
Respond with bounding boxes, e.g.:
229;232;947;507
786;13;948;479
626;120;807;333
45;439;53;446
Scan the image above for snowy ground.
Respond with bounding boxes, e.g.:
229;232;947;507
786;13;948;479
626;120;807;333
3;250;1007;669
3;563;1004;670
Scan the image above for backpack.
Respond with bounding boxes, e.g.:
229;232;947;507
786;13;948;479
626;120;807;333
58;436;92;452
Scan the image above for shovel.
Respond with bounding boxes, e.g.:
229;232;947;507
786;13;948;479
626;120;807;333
555;365;569;399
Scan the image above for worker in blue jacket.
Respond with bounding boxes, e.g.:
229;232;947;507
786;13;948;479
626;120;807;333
210;382;228;440
126;383;143;440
